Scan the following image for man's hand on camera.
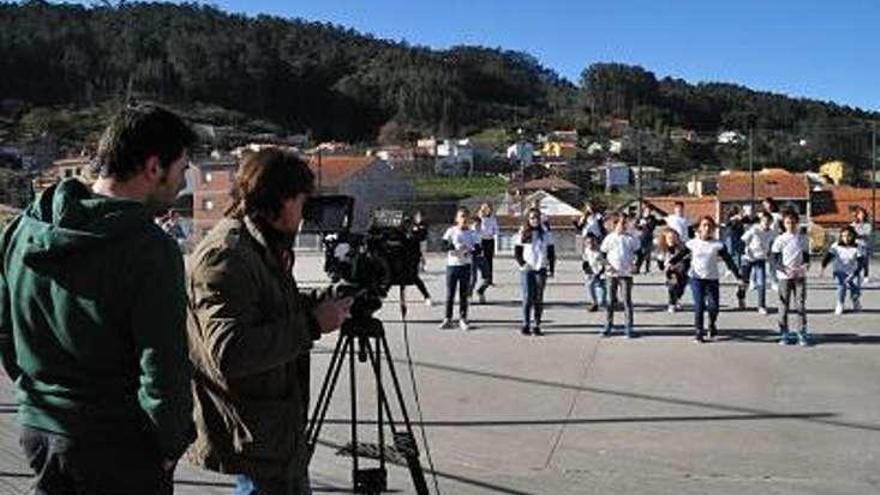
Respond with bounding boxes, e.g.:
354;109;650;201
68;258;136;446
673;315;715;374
314;297;354;333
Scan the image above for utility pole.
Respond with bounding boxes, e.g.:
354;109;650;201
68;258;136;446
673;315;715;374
317;147;323;191
873;122;877;261
748;127;755;211
636;129;643;211
518;128;525;217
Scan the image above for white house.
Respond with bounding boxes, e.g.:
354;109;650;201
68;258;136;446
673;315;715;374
718;130;745;144
506;142;534;167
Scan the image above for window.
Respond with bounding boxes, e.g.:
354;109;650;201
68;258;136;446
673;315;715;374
204;172;213;183
203;199;214;211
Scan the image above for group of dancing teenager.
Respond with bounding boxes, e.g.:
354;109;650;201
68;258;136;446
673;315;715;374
421;197;873;346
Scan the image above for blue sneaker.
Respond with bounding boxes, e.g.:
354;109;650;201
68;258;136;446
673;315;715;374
778;331;795;345
602;323;613;337
797;330;813;347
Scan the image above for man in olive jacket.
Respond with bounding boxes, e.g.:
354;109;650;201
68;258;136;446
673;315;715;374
0;104;196;493
186;148;352;494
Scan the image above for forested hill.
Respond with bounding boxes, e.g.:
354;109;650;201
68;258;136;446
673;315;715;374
1;1;877;143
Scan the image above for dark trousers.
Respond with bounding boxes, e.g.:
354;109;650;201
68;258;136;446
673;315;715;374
481;239;495;284
520;269;547;327
413;276;431;300
778;278;807;332
606;277;634;327
445;264;471;319
470;255;490;296
667;273;688;305
690;278;720;336
235;474;311;495
19;425;172;495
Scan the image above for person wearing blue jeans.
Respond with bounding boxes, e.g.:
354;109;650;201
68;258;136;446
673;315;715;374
516;208;556;335
821;226;865;315
582;233;607;311
440;207;479;331
669;216;742;342
737;212;776;313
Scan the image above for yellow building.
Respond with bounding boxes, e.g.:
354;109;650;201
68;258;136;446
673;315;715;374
819;161;846;185
542;141;578;159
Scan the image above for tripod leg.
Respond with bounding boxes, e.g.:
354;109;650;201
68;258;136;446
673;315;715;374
306;333;350;459
349;334;359;483
375;335;430;495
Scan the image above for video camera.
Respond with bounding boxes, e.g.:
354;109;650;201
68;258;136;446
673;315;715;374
301;195;422;315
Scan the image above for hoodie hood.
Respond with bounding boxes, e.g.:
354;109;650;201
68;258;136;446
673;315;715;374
20;179;152;268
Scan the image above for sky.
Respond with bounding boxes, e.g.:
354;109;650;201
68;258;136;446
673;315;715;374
73;0;880;111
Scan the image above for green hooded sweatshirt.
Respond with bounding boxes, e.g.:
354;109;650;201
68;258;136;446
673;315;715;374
0;178;194;459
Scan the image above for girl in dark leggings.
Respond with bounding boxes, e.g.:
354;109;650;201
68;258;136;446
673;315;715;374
657;227;689;313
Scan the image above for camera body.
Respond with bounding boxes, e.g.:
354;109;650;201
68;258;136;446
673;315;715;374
302;195;422;315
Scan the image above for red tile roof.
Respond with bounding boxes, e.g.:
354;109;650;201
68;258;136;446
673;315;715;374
812;186;880;228
644;196;718;224
309;155;378;189
522;176;581;192
718;169;809;201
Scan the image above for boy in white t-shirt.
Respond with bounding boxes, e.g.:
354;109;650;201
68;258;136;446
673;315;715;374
665;201;691;242
771;210;812;345
821;226;866;315
737;211;777;313
439;207;480;331
599;214;641;338
582;233;607;312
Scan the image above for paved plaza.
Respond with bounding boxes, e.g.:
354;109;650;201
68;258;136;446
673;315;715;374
1;253;879;494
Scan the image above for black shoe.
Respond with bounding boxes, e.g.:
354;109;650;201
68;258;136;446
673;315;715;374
532;326;544;336
707;324;717;339
694;334;706;343
587;303;599;312
521;326;532;336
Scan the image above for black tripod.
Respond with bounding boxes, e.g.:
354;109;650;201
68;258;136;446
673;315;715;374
306;314;429;495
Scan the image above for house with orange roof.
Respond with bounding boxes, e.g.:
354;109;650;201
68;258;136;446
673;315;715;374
718;168;811;220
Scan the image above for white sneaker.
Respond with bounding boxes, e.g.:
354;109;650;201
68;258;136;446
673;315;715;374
853;299;862;312
834;303;844;316
771;283;779;292
667;304;676;313
438;319;455;330
459;319;471;331
757;306;768;315
424;298;433;307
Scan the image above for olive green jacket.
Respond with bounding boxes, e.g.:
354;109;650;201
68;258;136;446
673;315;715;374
185;216;321;479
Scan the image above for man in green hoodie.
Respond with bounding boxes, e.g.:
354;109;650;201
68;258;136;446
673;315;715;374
0;104;197;494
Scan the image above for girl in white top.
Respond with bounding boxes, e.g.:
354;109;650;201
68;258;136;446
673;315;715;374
851;206;872;281
574;201;606;240
582;233;607;312
439;207;480;331
474;202;498;302
770;210;811;345
737;211;777;313
665;201;691;242
668;216;742;343
821;226;866;315
515;208;556;336
599;214;641;338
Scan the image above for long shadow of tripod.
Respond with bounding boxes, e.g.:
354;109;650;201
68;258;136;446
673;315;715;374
306;315;429;495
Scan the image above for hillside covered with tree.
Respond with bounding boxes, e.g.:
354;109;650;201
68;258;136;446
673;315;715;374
1;0;877;171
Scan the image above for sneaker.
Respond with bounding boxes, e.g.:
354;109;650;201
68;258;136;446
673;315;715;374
438;319;455;330
675;302;683;311
587;303;599;312
625;326;635;339
853;299;863;312
694;334;706;343
757;306;768;315
834;303;844;316
521;326;532;336
737;298;746;310
797;331;813;346
771;282;779;292
707;324;717;339
478;293;486;305
533;326;544;336
779;331;795;345
424;298;433;308
667;304;676;314
601;323;613;337
459;319;471;331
